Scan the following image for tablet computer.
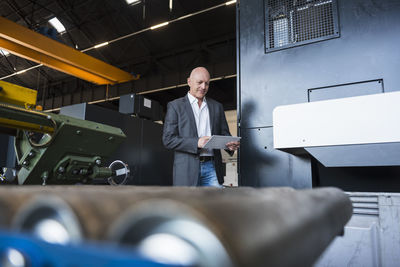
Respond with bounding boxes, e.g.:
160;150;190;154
203;135;241;149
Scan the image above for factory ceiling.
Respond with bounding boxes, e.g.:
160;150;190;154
0;0;237;112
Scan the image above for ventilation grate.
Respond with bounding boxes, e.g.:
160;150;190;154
265;0;340;53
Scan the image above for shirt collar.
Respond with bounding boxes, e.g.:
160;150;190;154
187;92;206;105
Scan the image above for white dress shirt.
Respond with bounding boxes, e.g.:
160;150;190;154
187;92;213;156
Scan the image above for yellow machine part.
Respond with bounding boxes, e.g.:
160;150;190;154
0;80;37;108
0;82;53;135
0;102;56;135
0;117;54;134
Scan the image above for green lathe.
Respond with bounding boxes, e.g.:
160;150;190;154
0;81;126;185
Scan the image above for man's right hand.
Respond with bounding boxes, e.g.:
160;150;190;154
198;136;211;148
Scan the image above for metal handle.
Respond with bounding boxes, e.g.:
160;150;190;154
107;160;130;185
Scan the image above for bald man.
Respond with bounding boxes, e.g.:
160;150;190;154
163;67;239;187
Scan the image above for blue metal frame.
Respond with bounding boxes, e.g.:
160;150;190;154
0;230;184;267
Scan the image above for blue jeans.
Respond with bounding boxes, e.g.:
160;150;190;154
197;160;222;187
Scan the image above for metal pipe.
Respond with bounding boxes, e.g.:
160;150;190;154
108;187;352;267
12;194;83;245
10;186;189;240
0;187;38;227
6;186;352;267
8;186;267;240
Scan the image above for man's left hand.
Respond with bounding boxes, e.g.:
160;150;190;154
226;141;240;151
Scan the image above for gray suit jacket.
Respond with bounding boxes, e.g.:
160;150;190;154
162;95;232;186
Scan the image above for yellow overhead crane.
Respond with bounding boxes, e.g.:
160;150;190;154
0;80;54;134
0;16;137;85
0;80;37;108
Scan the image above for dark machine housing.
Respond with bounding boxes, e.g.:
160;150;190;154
238;0;400;191
61;100;173;186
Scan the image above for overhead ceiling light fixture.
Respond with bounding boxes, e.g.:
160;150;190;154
126;0;141;5
169;0;173;11
1;1;234;81
0;49;10;56
150;22;169;30
48;17;66;33
16;69;28;75
94;42;109;48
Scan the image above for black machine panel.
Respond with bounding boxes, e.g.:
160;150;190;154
119;93;163;121
240;127;311;188
307;79;384;102
60;103;173;185
0;134;15;168
239;0;400;129
238;0;400;189
314;161;400;193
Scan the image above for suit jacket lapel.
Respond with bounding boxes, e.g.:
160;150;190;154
183;96;199;136
208;98;215;135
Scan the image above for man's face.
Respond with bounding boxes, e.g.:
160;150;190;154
188;68;210;100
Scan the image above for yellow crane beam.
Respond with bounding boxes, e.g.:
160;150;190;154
0;80;37;108
0;81;55;135
0;16;136;85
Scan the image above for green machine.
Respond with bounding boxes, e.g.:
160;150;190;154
0;98;126;185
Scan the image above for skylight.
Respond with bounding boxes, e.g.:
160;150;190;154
48;17;66;33
126;0;141;5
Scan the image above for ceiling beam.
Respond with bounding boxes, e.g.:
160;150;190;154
0;16;135;85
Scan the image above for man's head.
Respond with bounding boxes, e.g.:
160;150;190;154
187;67;210;101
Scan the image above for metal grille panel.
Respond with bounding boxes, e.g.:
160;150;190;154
265;0;339;52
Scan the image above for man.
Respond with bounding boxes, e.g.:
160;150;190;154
163;67;240;186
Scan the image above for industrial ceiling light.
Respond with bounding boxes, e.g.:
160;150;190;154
150;22;169;30
48;17;66;33
15;69;27;75
0;1;233;80
169;0;173;11
0;49;10;56
126;0;141;5
94;41;109;48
